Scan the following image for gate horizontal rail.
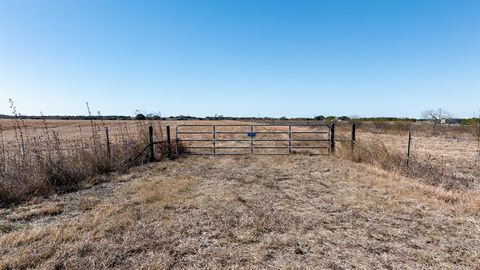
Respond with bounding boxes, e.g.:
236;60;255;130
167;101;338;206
176;124;333;155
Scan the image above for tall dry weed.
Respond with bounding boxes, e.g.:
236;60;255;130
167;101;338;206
335;134;476;190
0;102;171;207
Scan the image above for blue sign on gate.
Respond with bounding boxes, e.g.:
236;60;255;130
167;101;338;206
247;132;257;137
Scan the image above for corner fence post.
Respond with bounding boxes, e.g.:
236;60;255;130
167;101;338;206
351;123;356;150
330;124;335;153
149;125;155;162
407;126;412;166
105;127;111;159
166;126;171;158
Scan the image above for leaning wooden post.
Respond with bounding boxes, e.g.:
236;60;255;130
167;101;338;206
330;124;335;153
166;126;171;158
406;126;412;166
105;127;111;159
351;123;356;150
149;125;155;162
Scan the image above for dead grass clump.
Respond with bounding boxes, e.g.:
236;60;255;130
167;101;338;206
129;176;195;206
7;203;63;222
336;139;404;171
335;138;476;191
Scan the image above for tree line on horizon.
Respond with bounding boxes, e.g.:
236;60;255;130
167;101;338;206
0;113;478;125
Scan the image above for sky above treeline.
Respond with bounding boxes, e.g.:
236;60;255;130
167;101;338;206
0;0;479;118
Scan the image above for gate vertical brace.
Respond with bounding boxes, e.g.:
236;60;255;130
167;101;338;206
327;126;331;154
213;125;216;155
288;125;292;154
175;126;179;156
330;124;335;154
250;125;254;154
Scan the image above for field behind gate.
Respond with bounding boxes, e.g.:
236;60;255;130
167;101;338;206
175;124;331;155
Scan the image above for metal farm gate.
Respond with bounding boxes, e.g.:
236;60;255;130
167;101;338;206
175;124;333;155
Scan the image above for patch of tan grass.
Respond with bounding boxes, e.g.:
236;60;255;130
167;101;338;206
7;203;63;222
411;182;480;213
1;226;50;249
78;197;99;211
356;164;480;214
127;176;196;206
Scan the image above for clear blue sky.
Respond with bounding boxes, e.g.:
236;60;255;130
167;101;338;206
1;0;479;118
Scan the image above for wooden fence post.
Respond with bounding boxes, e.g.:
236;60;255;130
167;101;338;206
105;127;111;159
166;125;171;158
149;126;155;162
407;126;412;166
351;123;356;150
330;124;335;153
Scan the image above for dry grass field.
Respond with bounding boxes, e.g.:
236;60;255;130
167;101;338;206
0;119;244;151
1;119;479;269
1;155;479;269
359;132;479;188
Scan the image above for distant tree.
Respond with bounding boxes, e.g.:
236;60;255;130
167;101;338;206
325;116;336;121
314;115;325;120
135;113;146;120
145;113;161;120
338;116;350;121
422;109;451;127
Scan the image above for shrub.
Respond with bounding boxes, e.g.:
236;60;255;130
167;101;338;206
135;113;146;120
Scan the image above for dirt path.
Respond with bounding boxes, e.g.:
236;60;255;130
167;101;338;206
1;156;479;269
